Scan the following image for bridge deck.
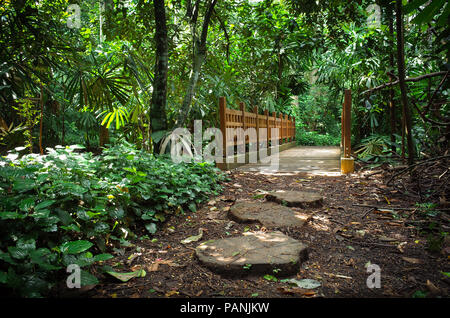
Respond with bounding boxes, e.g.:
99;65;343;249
236;146;341;174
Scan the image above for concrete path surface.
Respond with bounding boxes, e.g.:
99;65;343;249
237;146;340;174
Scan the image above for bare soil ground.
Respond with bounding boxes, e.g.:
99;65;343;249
69;165;449;299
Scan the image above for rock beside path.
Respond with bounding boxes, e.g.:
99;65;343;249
195;231;308;276
266;190;323;208
229;201;309;228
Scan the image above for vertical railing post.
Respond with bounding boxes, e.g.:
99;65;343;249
343;89;352;158
240;102;246;149
279;113;283;145
288;115;291;142
265;110;270;149
293;116;295;141
219;97;227;160
341;89;354;174
253;106;259;153
272;112;276;146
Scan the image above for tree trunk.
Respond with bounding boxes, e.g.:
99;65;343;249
176;50;206;127
175;0;217;128
395;1;415;165
151;0;169;153
388;9;396;154
99;125;109;147
39;84;44;155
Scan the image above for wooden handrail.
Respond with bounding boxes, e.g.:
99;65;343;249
219;96;295;156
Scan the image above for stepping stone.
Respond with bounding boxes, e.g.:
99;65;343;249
195;231;308;276
266;190;323;208
229;201;309;228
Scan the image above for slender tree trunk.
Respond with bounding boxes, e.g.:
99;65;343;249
176;51;205;127
61;103;65;145
175;0;217;128
151;0;169;153
39;84;44;155
388;10;396;154
99;125;109;147
395;1;415;165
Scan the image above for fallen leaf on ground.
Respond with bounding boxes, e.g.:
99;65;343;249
379;235;398;242
277;287;316;297
281;278;321;289
397;242;407;253
375;209;394;214
181;228;204;244
426;280;440;294
323;272;352;280
106;269;146;282
402;257;422;264
165;290;179;297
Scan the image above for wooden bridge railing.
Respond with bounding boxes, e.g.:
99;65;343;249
219;96;295;156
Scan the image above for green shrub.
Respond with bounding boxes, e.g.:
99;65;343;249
295;130;340;146
0;142;225;296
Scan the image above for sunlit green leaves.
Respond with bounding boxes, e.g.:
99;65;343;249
98;106;129;129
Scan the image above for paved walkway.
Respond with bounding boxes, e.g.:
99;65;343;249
237;146;340;174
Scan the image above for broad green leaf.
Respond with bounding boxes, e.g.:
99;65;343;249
34;200;56;211
93;253;114;262
404;0;429;14
411;0;446;25
81;270;99;287
32;209;50;218
60;240;93;254
19;197;35;211
13;179;35;193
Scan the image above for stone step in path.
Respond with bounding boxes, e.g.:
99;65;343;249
229;201;310;228
195;231;308;276
195;191;324;276
266;190;323;208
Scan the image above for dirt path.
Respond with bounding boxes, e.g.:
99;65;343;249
83;168;448;299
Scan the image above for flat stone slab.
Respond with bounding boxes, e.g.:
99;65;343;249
266;190;323;208
229;201;309;228
195;231;308;276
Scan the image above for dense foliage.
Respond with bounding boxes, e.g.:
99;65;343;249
0;142;225;296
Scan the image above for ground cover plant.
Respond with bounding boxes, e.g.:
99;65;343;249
0;142;225;297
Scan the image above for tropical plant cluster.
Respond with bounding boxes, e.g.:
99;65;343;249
0;142;225;296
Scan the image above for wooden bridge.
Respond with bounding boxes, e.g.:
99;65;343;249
216;90;354;174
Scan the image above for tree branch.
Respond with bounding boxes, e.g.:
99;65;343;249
213;8;230;64
362;71;448;95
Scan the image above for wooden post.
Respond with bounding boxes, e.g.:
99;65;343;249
265;110;270;148
293;116;295;141
219;97;227;158
240;102;246;147
272;112;276;145
279;113;283;144
343;90;351;158
288;116;291;142
253;106;259;152
341;89;354;174
341;104;344;151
